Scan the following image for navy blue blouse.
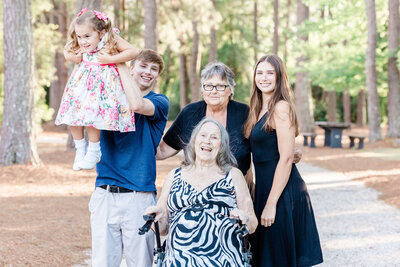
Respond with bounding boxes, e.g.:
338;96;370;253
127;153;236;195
163;100;251;175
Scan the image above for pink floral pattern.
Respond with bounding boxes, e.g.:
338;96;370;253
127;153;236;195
55;50;135;132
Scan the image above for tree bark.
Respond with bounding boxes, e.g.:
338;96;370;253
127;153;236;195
327;91;337;122
113;0;121;28
356;89;366;126
343;90;351;124
162;46;172;92
50;1;68;122
253;0;259;63
273;0;279;55
189;20;202;102
387;0;400;137
75;0;102;13
0;0;40;165
295;0;314;133
284;0;291;62
365;0;382;141
209;0;217;62
179;51;189;109
143;0;158;51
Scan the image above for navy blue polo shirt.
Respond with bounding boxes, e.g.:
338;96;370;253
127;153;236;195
95;91;169;192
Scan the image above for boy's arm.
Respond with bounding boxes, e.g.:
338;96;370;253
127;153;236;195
117;63;156;116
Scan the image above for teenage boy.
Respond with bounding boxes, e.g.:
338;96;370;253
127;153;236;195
89;49;169;267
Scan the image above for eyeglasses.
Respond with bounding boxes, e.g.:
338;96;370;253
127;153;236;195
202;84;229;91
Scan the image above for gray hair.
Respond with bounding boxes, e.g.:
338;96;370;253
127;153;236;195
182;118;237;173
200;62;236;99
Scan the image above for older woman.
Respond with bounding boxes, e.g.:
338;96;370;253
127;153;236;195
157;62;300;180
156;62;251;175
146;118;257;266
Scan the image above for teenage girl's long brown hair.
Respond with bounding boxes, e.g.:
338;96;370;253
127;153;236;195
244;54;299;138
65;10;118;55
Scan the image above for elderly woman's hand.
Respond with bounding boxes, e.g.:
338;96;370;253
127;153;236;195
144;205;165;222
230;208;249;225
293;148;302;164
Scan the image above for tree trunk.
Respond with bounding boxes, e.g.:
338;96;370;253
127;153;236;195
143;0;158;51
284;0;291;62
253;0;258;63
209;0;217;62
273;0;279;55
113;0;121;28
189;20;202;102
179;51;189;109
387;0;400;137
327;91;337;122
161;46;172;92
343;90;351;124
209;26;217;62
75;0;102;13
356;89;366;126
49;1;68;122
121;0;126;31
365;0;382;141
295;0;314;133
0;0;40;165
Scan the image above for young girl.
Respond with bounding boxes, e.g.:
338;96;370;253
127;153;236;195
55;9;139;171
244;54;323;266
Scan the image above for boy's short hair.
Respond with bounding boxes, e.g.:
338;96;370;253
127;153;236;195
130;49;164;74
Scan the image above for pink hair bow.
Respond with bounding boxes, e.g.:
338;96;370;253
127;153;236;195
93;10;108;21
77;8;88;17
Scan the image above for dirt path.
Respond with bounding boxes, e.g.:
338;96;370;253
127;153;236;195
299;162;400;266
0;125;399;266
75;162;400;267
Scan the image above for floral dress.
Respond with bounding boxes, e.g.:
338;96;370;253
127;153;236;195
55;35;135;132
163;168;244;266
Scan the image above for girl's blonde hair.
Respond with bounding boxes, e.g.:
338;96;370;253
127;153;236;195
65;10;118;55
244;54;299;138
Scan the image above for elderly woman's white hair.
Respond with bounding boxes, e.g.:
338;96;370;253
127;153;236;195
201;62;236;99
182;118;237;172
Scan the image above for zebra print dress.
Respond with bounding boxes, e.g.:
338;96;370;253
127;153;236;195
163;168;244;267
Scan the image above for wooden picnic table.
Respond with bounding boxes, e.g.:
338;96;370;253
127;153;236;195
315;121;351;148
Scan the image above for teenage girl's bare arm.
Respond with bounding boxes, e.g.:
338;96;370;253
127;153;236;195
97;35;139;64
260;101;295;228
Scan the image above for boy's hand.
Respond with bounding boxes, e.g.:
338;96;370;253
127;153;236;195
65;48;82;64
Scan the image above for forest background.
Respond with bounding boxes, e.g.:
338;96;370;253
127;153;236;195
0;0;399;165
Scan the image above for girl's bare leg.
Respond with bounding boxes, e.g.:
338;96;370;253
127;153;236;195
70;126;84;140
80;127;102;170
86;127;101;142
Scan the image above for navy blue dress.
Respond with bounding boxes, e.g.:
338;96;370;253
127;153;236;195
250;114;323;267
163;100;251;175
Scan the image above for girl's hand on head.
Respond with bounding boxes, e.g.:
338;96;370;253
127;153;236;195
261;202;276;228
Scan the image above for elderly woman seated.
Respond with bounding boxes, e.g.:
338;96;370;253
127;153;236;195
145;118;258;266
